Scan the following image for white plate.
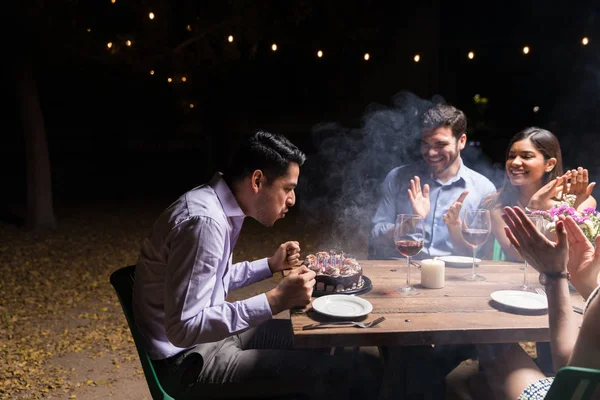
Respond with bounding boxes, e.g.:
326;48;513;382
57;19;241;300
490;290;548;311
437;255;481;267
311;295;373;318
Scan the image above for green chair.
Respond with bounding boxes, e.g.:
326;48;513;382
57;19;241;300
545;366;600;400
110;265;175;400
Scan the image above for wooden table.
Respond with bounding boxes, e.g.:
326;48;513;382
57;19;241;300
292;260;584;348
292;260;585;399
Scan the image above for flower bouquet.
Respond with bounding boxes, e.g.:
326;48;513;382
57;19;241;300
531;197;600;244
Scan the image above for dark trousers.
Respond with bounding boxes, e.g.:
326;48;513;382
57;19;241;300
154;319;383;400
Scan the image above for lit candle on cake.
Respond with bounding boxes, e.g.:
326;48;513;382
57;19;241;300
420;259;445;289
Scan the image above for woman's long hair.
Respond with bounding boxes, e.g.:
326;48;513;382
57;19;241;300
484;127;563;209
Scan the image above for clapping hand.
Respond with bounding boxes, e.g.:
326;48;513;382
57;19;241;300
408;176;430;219
443;190;469;227
528;176;566;211
501;206;568;274
564;167;596;209
561;215;600;298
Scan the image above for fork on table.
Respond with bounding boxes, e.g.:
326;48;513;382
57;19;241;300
302;316;386;330
535;288;583;315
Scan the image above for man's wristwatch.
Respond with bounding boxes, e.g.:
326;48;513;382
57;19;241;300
539;271;571;285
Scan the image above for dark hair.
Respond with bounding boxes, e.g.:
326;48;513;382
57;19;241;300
223;130;306;185
421;104;467;139
484;127;563;209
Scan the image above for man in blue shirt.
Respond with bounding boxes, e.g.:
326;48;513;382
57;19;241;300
370;104;496;259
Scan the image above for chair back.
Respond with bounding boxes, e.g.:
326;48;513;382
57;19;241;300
545;366;600;400
110;265;175;400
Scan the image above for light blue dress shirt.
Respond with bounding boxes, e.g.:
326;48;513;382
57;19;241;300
370;159;496;259
133;173;274;360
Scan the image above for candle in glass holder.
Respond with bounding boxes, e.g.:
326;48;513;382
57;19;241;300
420;259;445;289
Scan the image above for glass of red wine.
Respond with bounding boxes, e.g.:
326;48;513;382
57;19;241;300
461;209;491;281
394;214;425;295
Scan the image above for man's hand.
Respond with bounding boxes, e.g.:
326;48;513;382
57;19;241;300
561;215;600;298
528;176;565;211
268;241;301;273
443;190;469;228
266;266;316;315
408;176;430;219
502;206;568;274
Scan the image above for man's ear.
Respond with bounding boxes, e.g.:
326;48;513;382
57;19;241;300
545;158;557;173
458;133;467;150
251;170;264;193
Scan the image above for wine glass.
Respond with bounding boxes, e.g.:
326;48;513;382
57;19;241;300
394;214;425;295
512;214;544;292
462;209;491;281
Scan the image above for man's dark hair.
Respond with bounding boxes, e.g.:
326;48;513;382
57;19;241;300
223;130;306;185
421;104;467;139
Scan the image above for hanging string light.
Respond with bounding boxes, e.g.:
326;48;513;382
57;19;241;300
106;42;113;49
126;40;132;47
522;46;530;54
167;77;172;83
186;25;192;32
533;106;540;113
468;51;475;60
413;54;420;62
271;43;278;51
149;12;155;20
364;53;370;61
181;76;187;82
582;37;589;45
228;35;234;43
317;50;323;58
150;70;155;75
189;104;195;109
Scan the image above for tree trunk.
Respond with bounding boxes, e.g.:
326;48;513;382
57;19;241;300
15;60;57;230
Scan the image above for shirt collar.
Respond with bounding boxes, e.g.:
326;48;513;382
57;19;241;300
210;173;246;218
429;158;467;186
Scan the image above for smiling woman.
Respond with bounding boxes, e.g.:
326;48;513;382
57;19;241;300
481;127;596;261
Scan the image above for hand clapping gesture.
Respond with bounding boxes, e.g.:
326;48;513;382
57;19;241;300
443;190;469;227
560;215;600;298
407;176;430;219
563;167;596;210
501;206;568;274
528;176;566;211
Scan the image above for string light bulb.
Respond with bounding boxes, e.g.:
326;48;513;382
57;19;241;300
533;106;540;113
126;40;132;47
149;12;155;20
582;37;589;45
186;25;192;32
413;54;420;62
271;43;277;51
228;35;234;43
189;104;195;109
111;0;116;3
468;51;475;60
106;42;113;49
150;70;155;75
522;46;530;54
86;28;91;33
167;77;172;83
317;50;323;58
364;53;370;61
181;76;187;82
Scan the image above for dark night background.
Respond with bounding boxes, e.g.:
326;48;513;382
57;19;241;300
4;0;600;226
3;1;600;398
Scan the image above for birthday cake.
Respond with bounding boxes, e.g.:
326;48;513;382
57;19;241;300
303;251;364;293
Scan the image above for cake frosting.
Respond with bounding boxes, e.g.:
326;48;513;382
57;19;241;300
303;251;364;293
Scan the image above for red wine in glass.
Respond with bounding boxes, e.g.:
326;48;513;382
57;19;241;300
395;240;425;257
462;228;490;248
